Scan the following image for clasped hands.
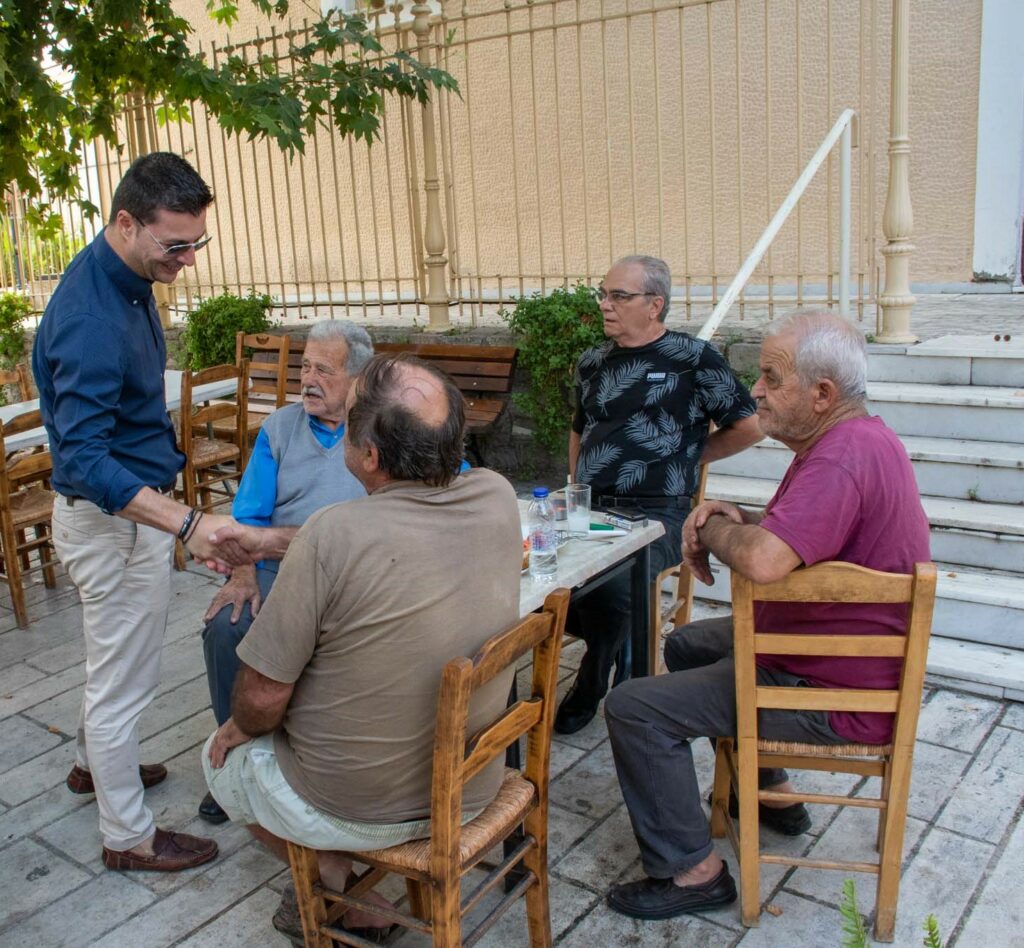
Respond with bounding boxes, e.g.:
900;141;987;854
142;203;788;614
183;515;267;576
681;500;744;586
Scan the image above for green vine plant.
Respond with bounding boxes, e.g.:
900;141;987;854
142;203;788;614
0;291;31;406
500;283;605;452
840;878;944;948
179;290;275;370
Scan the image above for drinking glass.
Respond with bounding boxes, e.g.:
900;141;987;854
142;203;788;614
565;483;591;538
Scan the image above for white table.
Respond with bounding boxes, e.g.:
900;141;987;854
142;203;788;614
0;370;239;451
517;499;665;678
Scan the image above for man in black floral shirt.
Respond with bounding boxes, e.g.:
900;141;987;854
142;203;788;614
556;255;761;734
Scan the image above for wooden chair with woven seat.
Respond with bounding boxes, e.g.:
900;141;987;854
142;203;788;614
211;331;291;442
0;362;33;402
648;461;710;675
178;361;250;514
710;560;937;942
287;587;571;948
0;409;58;627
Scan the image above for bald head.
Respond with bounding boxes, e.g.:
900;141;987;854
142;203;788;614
345;353;465;487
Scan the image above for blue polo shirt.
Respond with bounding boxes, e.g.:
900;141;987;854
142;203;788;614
32;231;185;513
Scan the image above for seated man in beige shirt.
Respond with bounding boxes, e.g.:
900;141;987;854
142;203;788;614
202;353;522;942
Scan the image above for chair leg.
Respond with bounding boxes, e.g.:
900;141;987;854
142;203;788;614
522;811;553;948
405;879;432;922
710;739;734;839
286;842;334;948
428;874;462;948
873;752;913;943
173;539;187;572
876;758;892;853
648;577;663;676
37;526;57;587
17;529;31;573
737;742;761;928
2;521;29;628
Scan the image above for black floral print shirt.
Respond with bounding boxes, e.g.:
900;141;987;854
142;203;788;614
571;330;756;499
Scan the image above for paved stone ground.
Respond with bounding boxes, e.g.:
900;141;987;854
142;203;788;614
1;560;1022;948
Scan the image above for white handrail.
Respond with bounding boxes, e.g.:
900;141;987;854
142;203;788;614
697;109;857;341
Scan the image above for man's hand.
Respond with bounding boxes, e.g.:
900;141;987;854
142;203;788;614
207;717;251;769
683;501;745;558
204;564;261;624
185;512;252;573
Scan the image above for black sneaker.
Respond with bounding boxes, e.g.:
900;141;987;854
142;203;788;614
554;676;603;734
607;862;738;920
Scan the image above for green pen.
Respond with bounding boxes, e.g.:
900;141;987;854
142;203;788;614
589;523;615;531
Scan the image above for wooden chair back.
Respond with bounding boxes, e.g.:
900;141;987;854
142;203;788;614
0;409;57;626
718;560;937;941
0;363;33;403
236;331;291;411
287;587;571;948
649;443;710;674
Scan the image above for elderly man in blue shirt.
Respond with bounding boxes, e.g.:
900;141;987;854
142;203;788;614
32;152;247;873
197;319;373;824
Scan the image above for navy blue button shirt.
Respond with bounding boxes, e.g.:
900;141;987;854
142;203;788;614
32;231;185;513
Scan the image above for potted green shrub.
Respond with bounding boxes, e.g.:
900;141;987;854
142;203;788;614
0;291;31;405
500;283;605;452
179;290;276;369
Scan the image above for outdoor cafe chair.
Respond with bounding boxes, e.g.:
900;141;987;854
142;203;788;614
0;363;33;402
0;409;58;628
710;560;937;942
178;360;250;515
287;587;570;948
211;331;291;443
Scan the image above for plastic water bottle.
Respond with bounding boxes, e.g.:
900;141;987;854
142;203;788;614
528;487;559;583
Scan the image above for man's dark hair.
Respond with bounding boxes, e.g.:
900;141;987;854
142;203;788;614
109;152;214;224
347;354;465;487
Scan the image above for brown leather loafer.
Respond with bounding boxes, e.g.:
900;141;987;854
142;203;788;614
67;763;168;795
102;828;218;872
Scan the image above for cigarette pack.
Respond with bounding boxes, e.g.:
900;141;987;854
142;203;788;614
602;506;648;530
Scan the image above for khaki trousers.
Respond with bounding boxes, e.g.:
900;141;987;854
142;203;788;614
52;495;174;851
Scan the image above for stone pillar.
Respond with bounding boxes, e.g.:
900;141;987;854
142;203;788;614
411;2;451;330
877;0;916;344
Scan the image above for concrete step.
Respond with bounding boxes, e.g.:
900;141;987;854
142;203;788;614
866;381;1024;442
867;334;1024;387
710;434;1024;505
705;474;1024;572
686;558;1024;653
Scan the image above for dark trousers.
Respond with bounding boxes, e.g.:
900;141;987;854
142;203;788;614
201;565;278;725
605;616;845;878
567;505;686;695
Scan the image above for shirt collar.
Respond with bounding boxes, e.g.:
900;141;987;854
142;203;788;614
92;229;153;303
307;414;345;440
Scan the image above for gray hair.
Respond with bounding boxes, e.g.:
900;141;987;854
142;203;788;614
766;308;868;402
307;320;374;375
615;255;671;321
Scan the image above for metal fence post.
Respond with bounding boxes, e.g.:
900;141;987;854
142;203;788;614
411;2;451;330
877;0;916;343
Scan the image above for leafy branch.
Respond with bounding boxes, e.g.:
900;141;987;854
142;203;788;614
0;1;458;225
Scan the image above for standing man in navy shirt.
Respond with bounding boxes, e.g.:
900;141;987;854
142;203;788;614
33;152;240;872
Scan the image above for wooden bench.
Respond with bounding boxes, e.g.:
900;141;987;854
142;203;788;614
251;339;518;464
373;342;518;464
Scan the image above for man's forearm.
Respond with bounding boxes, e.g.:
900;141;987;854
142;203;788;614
698;515;760;574
698;512;801;584
250;526;299;561
231;683;286;737
120;486;191;534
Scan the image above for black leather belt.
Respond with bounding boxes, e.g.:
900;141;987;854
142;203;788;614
598;494;691;510
62;482;176;506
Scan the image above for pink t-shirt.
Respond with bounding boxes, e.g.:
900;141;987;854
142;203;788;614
756;415;931;744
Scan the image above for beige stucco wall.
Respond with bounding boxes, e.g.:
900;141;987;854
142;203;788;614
160;0;981;303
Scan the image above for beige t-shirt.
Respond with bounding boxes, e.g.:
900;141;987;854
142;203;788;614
237;467;522;823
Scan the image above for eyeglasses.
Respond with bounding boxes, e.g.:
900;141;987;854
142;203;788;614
596;288;654;305
137;218;213;257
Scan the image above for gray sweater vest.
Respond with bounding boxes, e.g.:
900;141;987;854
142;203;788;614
261;403;366;529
